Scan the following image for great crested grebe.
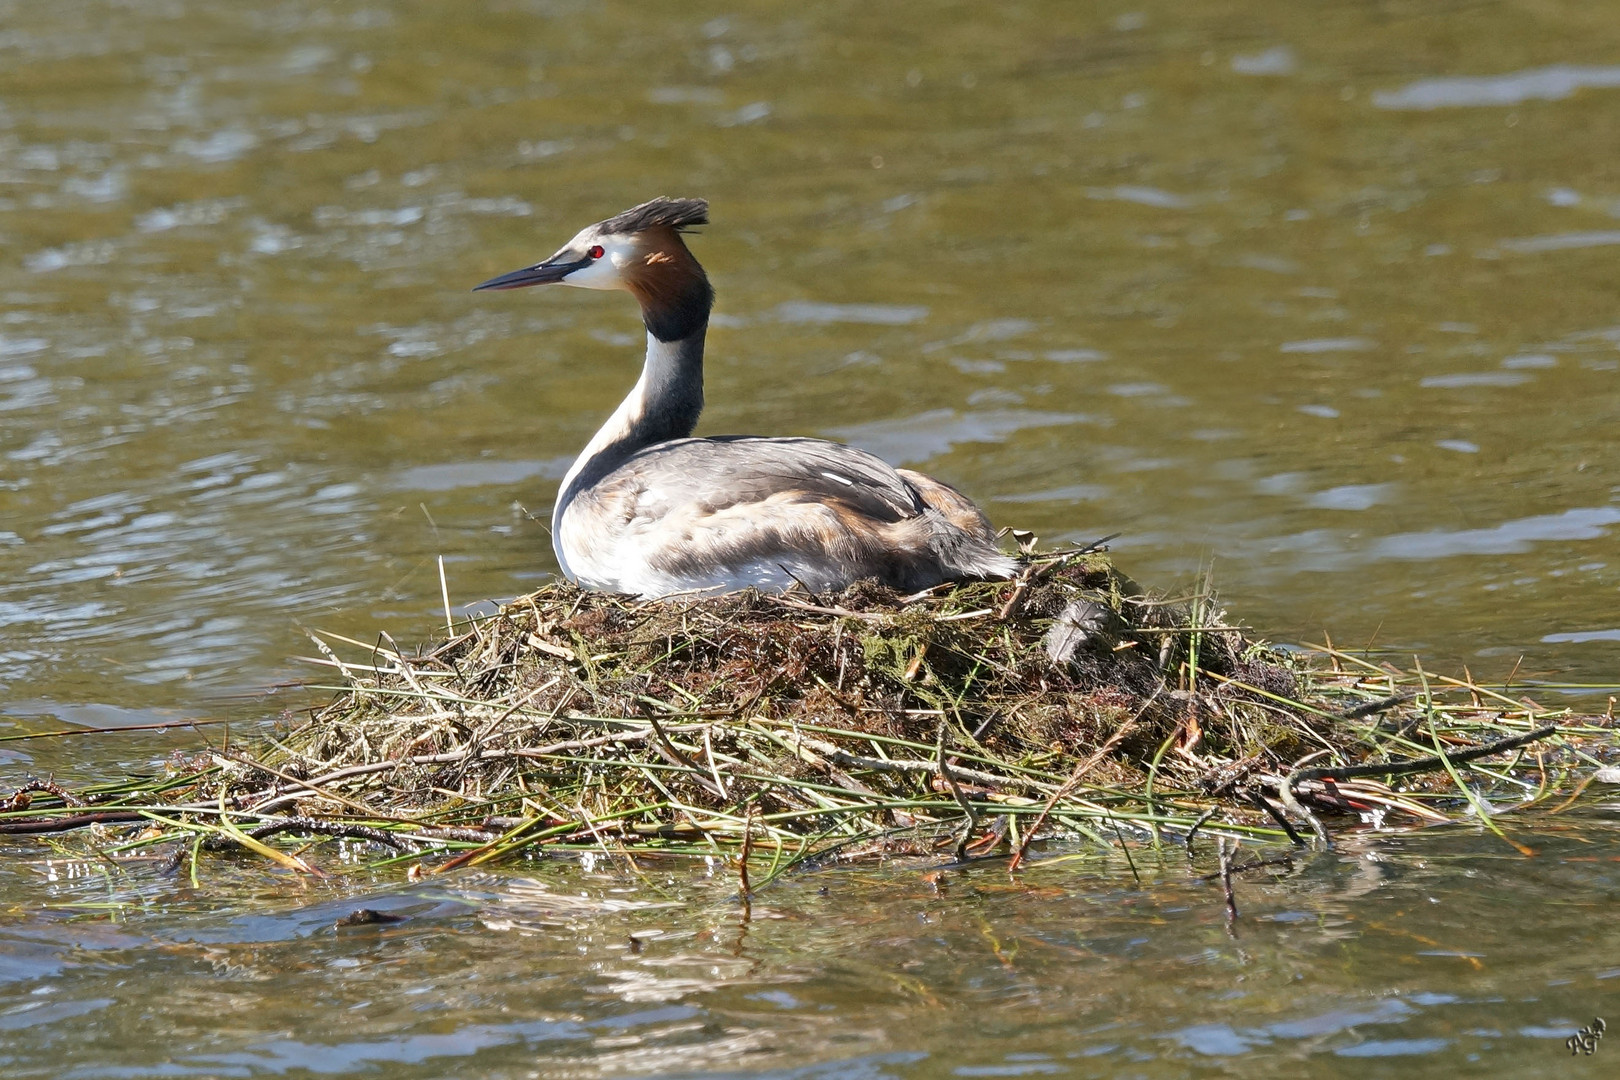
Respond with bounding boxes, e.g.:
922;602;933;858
474;197;1018;598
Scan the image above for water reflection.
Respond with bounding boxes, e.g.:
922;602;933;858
2;819;1619;1076
1373;65;1620;110
827;409;1095;465
1498;230;1620;254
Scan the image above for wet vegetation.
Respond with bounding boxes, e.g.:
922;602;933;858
4;547;1608;884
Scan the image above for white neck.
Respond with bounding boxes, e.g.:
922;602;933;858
552;330;705;576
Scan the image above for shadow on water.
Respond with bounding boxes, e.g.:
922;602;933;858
1;0;1619;1075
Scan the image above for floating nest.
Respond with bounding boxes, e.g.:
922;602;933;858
3;546;1612;880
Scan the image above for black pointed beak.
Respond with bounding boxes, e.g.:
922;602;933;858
472;254;589;291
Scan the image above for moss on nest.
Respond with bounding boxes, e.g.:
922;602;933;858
283;550;1310;814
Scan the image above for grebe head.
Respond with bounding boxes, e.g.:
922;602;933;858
474;197;712;341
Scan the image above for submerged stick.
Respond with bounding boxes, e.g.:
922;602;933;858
1218;836;1238;923
1183;807;1218;857
738;806;754;902
1279;751;1332;848
1287;724;1558;784
1247;789;1306;847
936;724;979;862
0;717;234;744
207;816;415;851
0;811;147;834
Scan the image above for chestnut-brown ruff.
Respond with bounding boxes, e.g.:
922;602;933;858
609;198;713;343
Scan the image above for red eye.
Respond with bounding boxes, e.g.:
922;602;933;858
588;245;605;259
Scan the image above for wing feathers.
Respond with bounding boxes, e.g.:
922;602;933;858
564;435;1015;595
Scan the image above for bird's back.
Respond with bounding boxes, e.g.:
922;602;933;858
557;436;1017;597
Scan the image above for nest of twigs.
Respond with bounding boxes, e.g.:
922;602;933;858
3;546;1612;880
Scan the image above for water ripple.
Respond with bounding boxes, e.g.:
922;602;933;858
826;409;1095;464
1374;64;1620;109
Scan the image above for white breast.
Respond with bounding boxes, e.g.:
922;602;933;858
557;499;842;598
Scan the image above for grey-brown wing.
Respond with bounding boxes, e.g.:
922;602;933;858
604;436;927;521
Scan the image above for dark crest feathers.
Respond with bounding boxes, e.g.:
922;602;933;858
596;197;709;236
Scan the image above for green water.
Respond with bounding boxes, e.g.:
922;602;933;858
2;1;1619;1075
